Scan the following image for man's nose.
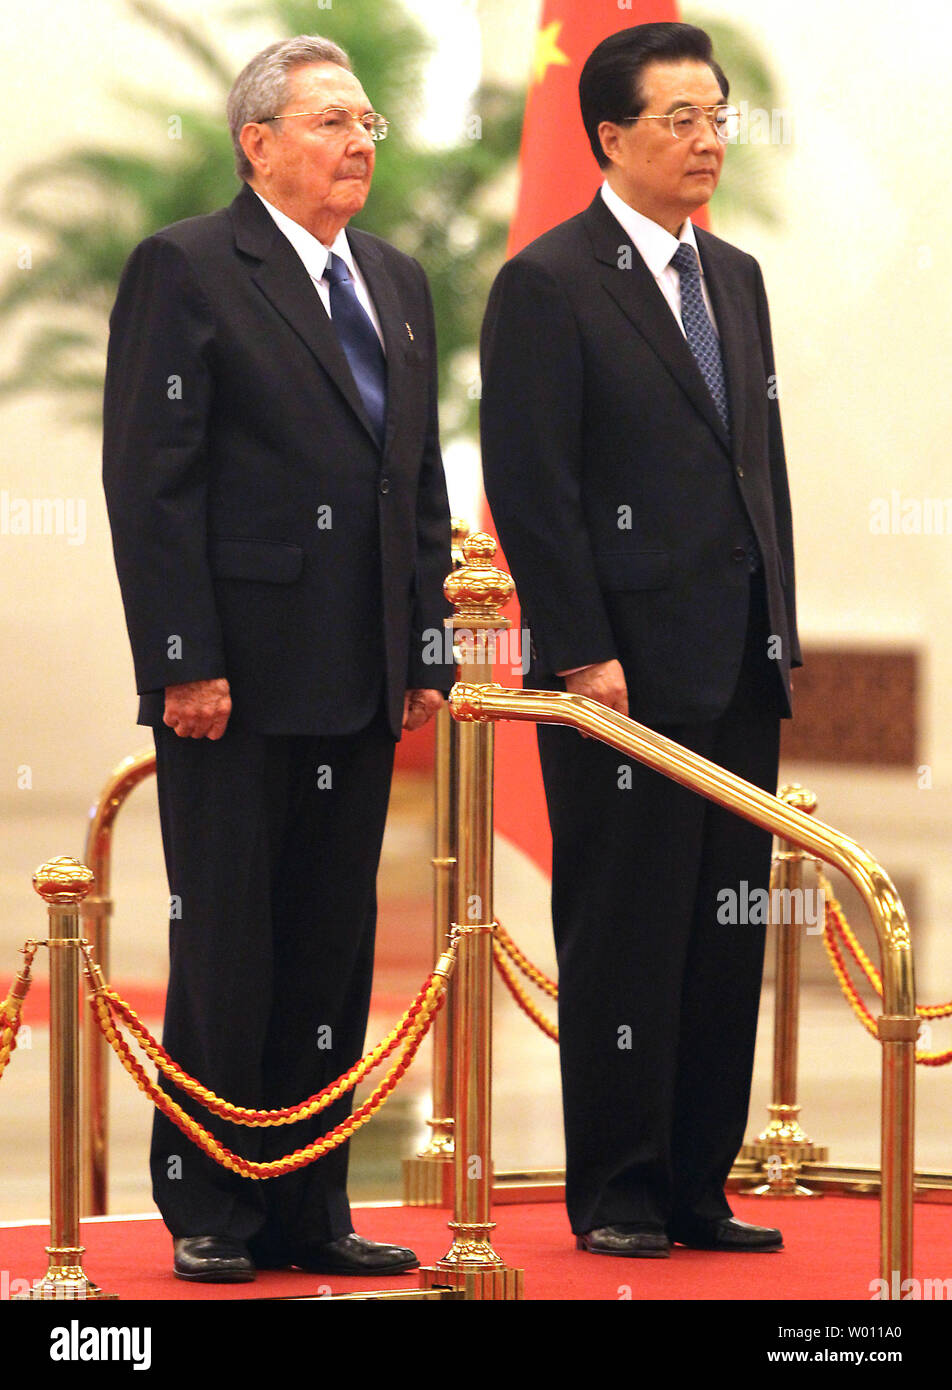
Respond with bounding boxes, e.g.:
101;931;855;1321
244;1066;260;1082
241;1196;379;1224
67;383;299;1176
694;116;721;151
347;119;376;153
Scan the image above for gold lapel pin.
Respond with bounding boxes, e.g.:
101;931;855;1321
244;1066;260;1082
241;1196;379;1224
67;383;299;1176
405;322;414;341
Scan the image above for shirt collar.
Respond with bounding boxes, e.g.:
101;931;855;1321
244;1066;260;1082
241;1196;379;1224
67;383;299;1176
253;189;356;283
600;180;702;280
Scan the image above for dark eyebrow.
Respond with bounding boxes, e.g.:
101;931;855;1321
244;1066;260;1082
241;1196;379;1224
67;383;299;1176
661;99;722;114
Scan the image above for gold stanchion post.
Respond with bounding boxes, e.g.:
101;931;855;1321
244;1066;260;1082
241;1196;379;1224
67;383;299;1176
81;747;156;1216
15;856;117;1300
419;534;524;1299
403;520;469;1207
741;784;828;1194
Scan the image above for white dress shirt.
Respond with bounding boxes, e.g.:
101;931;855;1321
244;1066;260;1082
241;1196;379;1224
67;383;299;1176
600;179;719;337
253;189;386;350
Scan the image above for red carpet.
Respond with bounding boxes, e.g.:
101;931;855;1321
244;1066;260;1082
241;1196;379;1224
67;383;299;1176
4;1194;950;1302
8;1198;947;1374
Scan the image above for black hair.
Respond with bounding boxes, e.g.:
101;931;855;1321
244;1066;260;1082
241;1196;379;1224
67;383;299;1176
579;22;729;168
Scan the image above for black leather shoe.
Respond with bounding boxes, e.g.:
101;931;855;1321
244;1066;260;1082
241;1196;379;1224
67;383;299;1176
669;1217;783;1251
576;1225;671;1258
289;1233;419;1275
173;1236;255;1282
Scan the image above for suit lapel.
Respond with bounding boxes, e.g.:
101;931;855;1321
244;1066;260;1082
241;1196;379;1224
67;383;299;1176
229;185;380;448
583;195;731;455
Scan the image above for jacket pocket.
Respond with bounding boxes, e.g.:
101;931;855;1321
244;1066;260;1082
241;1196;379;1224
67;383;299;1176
593;549;671;592
208;537;304;583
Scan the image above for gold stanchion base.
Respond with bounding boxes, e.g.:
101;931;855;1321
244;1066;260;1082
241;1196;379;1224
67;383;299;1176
418;1264;524;1301
402;1153;454;1207
742;1179;821;1198
737;1142;831;1198
744;1184;817;1195
741;1142;830;1161
738;1172;826;1197
418;1223;524;1300
13;1250;118;1300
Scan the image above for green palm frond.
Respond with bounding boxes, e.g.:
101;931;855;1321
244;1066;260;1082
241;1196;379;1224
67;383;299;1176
127;0;236;87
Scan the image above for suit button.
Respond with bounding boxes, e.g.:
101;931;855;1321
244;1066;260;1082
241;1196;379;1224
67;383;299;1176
379;477;390;495
736;466;745;478
731;546;747;562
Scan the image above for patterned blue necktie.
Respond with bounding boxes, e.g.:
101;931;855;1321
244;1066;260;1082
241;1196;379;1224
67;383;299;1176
670;243;760;572
670;242;730;435
324;251;387;448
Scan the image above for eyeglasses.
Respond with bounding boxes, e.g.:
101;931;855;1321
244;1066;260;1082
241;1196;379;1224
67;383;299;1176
621;104;740;143
261;106;390;141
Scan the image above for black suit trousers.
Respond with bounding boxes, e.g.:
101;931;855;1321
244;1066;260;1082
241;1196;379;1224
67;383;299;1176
537;575;783;1235
148;707;395;1252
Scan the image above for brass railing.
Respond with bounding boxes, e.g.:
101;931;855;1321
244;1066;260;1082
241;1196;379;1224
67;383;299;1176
445;671;916;1289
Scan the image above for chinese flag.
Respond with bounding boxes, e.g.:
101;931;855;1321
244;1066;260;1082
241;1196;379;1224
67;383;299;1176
486;0;686;874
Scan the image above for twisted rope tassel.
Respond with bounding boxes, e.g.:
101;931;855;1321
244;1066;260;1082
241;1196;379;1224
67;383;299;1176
817;870;952;1065
495;921;558;998
0;942;38;1084
98;969;438;1125
88;975;448;1177
492;921;558;1041
79;935;456;1176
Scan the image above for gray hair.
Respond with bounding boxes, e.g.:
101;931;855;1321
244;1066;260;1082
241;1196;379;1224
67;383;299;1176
227;35;352;181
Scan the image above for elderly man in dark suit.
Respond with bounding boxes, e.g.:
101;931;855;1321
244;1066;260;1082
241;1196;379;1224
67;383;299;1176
480;22;801;1258
103;34;452;1282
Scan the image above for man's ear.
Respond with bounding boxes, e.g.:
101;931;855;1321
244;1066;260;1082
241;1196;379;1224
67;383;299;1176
598;120;622;166
239;121;272;180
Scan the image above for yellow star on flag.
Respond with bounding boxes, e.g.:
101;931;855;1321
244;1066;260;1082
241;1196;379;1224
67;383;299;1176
532;19;571;87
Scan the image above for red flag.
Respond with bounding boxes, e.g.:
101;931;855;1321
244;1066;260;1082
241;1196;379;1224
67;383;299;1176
486;1;687;874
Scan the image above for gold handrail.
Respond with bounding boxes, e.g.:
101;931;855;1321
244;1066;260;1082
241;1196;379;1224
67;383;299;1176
450;680;916;1292
81;747;156;1215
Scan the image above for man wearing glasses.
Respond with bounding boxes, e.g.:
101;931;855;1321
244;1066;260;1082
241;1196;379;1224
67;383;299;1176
481;23;800;1258
103;35;452;1282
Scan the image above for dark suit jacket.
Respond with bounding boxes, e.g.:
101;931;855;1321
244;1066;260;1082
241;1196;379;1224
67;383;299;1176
480;192;800;726
103;182;453;738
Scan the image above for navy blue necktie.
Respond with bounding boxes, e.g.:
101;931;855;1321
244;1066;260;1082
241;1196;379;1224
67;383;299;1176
324;251;387;448
670;243;760;572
